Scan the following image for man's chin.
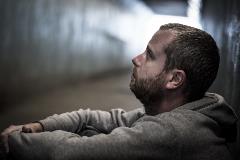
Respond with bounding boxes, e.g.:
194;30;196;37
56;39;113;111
129;77;165;107
129;82;146;104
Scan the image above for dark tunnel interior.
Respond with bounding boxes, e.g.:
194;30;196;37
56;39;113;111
0;0;239;159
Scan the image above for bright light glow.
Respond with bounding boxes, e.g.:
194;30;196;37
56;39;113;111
123;0;203;59
125;14;203;59
187;0;202;29
105;0;203;61
145;14;202;44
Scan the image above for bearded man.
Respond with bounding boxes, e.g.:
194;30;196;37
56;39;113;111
0;23;238;160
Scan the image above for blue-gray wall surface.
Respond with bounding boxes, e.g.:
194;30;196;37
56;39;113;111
0;0;131;106
201;0;240;159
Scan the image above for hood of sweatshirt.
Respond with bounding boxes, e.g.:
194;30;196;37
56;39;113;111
178;92;238;142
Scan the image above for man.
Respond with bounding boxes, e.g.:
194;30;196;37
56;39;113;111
0;23;238;160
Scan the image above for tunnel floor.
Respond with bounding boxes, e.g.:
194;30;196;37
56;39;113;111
0;71;142;131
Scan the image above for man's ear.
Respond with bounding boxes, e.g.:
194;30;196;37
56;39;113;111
165;69;186;89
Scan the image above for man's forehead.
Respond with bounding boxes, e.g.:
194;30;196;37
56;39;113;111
149;30;176;45
148;30;176;54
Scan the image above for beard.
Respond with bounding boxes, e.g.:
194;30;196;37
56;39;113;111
130;70;166;107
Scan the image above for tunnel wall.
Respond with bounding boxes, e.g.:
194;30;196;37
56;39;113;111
201;0;240;158
0;0;131;106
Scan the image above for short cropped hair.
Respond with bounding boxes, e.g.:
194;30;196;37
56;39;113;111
160;23;219;101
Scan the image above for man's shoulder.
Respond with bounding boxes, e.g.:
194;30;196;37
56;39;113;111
137;109;212;139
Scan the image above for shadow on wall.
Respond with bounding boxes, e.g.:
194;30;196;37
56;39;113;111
201;0;240;159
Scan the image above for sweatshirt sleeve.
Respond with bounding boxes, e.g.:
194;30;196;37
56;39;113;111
39;108;144;134
8;117;179;160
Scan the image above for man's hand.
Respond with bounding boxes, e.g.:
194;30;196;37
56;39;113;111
0;123;43;153
21;123;43;133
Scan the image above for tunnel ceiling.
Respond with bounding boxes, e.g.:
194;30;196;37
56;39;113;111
140;0;188;16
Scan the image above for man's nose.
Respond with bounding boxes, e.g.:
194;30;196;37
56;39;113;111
132;54;143;67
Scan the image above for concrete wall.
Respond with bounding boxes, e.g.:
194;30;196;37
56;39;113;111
0;0;132;106
201;0;240;158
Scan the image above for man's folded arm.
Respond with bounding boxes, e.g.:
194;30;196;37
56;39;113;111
8;119;178;160
39;108;144;134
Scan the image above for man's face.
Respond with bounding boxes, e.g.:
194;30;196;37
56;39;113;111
130;30;175;106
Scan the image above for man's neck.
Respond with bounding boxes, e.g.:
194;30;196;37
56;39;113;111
144;93;188;116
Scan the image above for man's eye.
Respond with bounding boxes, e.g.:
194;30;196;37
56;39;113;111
146;49;154;60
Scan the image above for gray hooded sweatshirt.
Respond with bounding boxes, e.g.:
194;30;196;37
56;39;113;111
8;93;238;160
